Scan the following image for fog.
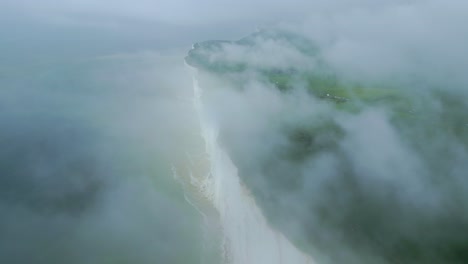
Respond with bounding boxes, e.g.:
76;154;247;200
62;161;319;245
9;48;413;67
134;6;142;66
188;1;468;262
0;15;209;261
1;0;468;264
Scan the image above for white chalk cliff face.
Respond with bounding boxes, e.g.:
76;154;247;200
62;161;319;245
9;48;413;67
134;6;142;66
191;74;314;264
186;29;468;264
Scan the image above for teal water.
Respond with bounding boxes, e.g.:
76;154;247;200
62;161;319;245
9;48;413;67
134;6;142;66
0;18;215;264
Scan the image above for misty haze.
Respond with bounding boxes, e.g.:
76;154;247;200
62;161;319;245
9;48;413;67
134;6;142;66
1;1;468;264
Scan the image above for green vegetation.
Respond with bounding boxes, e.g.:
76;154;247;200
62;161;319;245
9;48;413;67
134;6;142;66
186;29;468;264
186;29;414;117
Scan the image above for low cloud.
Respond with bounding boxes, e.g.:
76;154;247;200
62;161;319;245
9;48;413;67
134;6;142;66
193;2;468;262
0;48;206;263
2;0;468;263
